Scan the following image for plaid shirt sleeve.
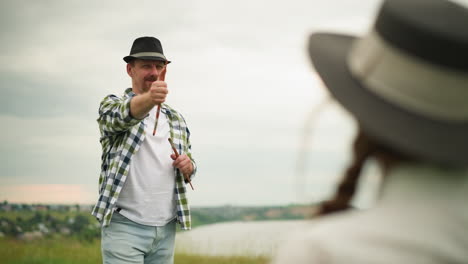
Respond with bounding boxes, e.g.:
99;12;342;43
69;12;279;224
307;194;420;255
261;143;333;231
182;115;197;181
92;91;146;226
165;105;197;230
97;94;142;136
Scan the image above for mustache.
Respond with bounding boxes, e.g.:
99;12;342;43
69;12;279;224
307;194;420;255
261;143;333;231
145;76;157;82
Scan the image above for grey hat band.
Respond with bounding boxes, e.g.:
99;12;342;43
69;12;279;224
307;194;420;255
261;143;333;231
130;52;167;60
348;30;468;122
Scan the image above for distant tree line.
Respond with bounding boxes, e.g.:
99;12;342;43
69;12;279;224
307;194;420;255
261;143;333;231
0;212;100;242
1;201;316;241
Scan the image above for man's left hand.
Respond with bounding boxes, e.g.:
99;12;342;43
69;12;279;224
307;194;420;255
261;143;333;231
171;154;194;176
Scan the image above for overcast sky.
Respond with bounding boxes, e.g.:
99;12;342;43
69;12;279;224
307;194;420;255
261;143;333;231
0;0;390;207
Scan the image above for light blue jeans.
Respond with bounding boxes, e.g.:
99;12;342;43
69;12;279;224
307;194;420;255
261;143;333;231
101;212;176;264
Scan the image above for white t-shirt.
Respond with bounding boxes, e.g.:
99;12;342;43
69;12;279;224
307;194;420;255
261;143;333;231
116;106;176;226
271;164;468;264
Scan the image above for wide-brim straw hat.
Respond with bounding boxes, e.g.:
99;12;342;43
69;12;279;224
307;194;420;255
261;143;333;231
308;0;468;166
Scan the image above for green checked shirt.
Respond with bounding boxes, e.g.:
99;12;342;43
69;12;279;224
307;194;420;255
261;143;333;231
91;88;196;229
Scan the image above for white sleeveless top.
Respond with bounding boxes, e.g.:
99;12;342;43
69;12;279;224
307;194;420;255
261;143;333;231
116;106;176;226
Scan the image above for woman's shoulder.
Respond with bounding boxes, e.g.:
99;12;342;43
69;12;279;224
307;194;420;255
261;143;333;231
272;205;468;264
271;211;373;263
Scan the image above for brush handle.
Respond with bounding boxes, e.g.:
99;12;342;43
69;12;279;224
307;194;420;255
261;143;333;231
152;104;161;135
168;138;194;190
152;66;167;136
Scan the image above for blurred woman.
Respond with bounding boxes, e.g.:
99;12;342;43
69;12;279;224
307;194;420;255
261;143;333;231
272;0;468;263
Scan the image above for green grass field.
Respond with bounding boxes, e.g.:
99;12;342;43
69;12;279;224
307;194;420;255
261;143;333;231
0;238;269;264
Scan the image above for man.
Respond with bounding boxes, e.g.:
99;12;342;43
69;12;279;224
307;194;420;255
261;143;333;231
92;36;197;264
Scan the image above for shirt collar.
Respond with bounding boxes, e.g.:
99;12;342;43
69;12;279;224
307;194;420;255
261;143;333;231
379;163;468;205
124;87;136;98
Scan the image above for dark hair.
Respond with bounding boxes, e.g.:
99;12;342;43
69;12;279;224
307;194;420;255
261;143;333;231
317;128;412;215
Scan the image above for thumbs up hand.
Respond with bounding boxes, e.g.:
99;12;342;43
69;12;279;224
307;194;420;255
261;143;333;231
149;66;168;105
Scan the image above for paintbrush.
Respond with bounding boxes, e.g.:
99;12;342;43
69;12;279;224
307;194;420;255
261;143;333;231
168;138;194;190
152;66;167;136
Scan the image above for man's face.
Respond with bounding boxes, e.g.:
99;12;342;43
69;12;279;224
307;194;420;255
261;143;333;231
127;59;167;94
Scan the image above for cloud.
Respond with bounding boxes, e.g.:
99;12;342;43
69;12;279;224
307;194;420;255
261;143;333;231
1;114;100;185
0;0;382;205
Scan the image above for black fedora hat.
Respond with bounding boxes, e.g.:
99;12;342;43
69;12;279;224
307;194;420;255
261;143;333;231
308;0;468;166
123;36;171;64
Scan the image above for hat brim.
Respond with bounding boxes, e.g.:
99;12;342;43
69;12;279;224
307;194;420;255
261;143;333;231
123;55;171;64
308;32;468;166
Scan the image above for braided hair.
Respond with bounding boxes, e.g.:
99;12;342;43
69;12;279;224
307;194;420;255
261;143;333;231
317;128;410;215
